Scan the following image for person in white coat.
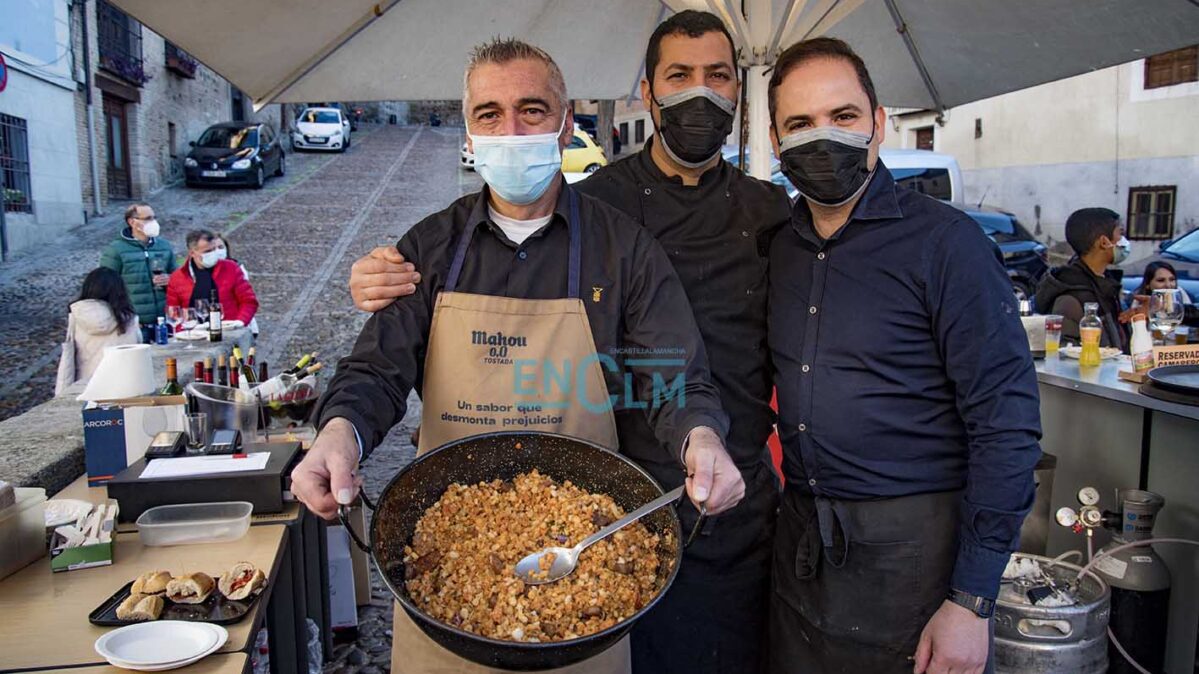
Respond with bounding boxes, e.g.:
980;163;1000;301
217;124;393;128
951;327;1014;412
55;267;141;395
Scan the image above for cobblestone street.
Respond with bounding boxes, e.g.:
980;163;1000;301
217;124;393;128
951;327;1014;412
0;123;482;673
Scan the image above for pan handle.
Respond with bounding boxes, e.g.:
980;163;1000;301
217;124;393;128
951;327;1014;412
338;491;376;554
684;502;708;549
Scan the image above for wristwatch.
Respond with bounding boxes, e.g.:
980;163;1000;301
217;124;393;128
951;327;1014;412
948;589;996;619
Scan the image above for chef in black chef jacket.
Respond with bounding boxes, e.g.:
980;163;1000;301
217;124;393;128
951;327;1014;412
349;12;791;674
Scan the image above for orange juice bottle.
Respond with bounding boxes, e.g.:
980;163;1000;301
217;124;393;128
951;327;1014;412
1079;302;1103;367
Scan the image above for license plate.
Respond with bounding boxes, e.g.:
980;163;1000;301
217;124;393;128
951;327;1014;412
201;170;226;178
306;137;327;144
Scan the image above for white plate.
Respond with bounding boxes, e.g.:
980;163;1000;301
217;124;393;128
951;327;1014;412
95;621;226;668
1060;345;1122;360
44;498;94;527
173;329;208;341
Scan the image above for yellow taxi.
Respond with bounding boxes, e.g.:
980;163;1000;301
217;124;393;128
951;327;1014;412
562;128;608;173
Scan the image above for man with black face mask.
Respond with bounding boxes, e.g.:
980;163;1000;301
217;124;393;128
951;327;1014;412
766;38;1042;674
347;11;789;674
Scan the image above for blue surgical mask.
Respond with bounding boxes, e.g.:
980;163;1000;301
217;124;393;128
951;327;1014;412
468;114;566;205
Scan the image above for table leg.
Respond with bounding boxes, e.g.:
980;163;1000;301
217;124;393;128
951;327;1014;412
266;528;300;674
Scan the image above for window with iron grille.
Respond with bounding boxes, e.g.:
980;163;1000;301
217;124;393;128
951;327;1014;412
1127;186;1177;240
1144;46;1198;90
1;115;33;214
98;0;147;85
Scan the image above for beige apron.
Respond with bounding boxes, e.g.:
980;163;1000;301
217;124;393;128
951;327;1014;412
392;189;628;673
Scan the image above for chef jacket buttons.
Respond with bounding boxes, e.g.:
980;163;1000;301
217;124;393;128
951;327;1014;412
801;364;810;373
644;188;652;196
808;478;817;487
742;231;750;238
518;251;528;260
817;252;826;260
798;423;807;432
809;306;818;315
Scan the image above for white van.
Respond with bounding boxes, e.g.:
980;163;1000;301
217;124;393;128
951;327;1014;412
878;149;963;203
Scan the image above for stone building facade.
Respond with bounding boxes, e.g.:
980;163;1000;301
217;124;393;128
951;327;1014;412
74;0;285;211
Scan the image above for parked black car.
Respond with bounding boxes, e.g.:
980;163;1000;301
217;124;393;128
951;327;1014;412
951;204;1049;301
184;122;284;189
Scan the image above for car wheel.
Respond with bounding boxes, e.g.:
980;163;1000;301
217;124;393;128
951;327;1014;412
584;163;601;173
275;153;286;177
253;166;265;189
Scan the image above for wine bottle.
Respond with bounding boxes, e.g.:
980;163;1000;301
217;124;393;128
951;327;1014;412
160;358;184;395
208;290;223;343
284;353;314;376
217;354;229;387
246;347;256;367
203;357;214;384
229;360;240;389
193;360;204;385
233;347;258;385
252;362;323;400
258;361;269;382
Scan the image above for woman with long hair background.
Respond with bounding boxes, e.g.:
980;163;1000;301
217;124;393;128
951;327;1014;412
55;267;142;394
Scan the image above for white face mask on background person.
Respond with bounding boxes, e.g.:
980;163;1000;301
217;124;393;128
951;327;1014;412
214;247;229;261
468;112;567;205
1113;236;1131;265
200;250;221;268
141;219;160;238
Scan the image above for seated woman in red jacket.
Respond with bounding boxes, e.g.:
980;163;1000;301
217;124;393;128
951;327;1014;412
166;229;259;326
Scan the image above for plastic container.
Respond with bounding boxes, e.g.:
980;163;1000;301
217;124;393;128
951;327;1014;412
187;383;259;436
0;487;47;580
136;501;253;546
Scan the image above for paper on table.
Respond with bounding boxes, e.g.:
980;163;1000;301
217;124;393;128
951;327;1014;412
139;452;271;479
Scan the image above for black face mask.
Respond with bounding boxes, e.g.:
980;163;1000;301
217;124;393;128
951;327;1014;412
778;125;875;206
653;86;736;168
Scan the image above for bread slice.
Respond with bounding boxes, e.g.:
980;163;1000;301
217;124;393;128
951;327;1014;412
131;570;172;595
218;562;266;600
166;572;215;604
116;593;164;621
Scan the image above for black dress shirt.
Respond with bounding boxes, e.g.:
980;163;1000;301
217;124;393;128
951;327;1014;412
769;163;1042;599
577;139;791;472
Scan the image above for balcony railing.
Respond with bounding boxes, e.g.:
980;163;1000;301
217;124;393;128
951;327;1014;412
98;0;149;86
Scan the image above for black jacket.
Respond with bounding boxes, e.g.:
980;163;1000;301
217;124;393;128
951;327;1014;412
1034;259;1127;350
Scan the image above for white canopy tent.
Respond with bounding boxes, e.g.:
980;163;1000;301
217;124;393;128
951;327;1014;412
111;0;1199;177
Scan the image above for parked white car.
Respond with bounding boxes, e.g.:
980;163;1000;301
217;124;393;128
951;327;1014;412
293;107;352;152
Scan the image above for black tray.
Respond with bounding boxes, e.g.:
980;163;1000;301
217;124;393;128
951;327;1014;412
89;578;262;626
1146;364;1199;396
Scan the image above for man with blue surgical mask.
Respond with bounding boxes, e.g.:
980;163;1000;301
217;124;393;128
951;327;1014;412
347;14;790;673
294;37;742;674
767;38;1041;674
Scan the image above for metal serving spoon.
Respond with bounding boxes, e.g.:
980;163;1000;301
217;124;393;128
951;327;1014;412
515;485;686;585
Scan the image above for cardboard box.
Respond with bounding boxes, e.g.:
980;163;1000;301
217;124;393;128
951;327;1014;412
82;395;186;486
50;537;116;572
344;505;372;606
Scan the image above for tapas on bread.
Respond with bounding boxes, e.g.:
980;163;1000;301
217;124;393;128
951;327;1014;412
90;563;268;626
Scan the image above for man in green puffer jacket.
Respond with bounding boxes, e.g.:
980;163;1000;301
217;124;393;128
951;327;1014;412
99;203;178;341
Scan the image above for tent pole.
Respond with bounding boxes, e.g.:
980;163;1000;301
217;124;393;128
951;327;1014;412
746;65;772;180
